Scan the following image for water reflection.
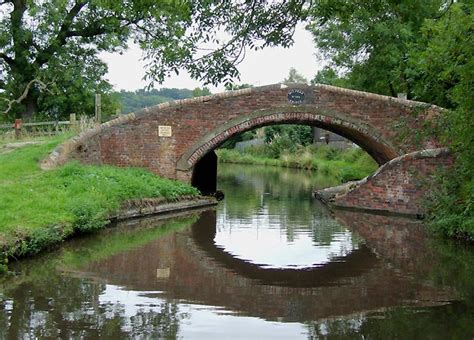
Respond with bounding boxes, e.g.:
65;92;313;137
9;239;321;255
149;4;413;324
216;164;359;269
0;164;473;338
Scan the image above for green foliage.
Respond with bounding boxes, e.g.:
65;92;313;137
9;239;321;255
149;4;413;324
307;0;445;97
409;3;473;109
0;135;199;266
308;1;473;241
216;144;377;183
264;125;313;147
116;88;193;114
192;87;212;97
425;168;474;242
70;199;109;234
35;53;120;121
0;258;8;274
265;133;297;158
311;66;351;87
415;3;474;241
1;1;307;119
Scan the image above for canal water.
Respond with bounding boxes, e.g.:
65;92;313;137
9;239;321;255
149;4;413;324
1;164;473;338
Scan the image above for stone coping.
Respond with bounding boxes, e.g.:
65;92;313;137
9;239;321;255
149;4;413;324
113;196;218;220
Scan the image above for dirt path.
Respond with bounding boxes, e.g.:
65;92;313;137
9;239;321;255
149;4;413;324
0;141;45;155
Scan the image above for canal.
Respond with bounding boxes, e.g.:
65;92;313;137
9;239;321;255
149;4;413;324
1;163;473;338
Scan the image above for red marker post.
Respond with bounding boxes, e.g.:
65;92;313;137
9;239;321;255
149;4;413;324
14;119;23;139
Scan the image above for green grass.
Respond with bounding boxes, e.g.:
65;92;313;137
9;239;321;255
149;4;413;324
0;135;199;270
216;145;378;184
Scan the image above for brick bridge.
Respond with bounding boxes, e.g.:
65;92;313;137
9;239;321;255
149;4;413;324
42;83;450;215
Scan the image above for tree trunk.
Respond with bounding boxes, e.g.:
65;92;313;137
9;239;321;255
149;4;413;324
21;92;38;121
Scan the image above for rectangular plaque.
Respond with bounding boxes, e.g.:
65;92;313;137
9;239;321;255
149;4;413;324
158;125;172;137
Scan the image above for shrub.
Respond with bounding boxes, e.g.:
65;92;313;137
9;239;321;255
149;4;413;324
265;134;296;159
71;200;109;234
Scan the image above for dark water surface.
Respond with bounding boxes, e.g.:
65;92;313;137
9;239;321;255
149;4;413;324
1;164;474;338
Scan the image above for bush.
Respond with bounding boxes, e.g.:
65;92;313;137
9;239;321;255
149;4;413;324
265;134;297;159
71;200;109;234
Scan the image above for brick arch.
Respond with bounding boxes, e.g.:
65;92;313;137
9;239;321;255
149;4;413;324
41;83;445;213
177;107;399;172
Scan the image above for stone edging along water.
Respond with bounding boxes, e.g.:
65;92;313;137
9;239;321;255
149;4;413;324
0;196;218;271
112;196;218;220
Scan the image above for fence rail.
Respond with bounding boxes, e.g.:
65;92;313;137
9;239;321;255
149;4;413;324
0;120;72;129
0;114;80;139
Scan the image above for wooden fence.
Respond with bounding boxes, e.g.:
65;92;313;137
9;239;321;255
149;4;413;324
0;114;78;138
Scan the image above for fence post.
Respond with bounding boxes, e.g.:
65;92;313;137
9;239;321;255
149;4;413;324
14;119;22;139
95;94;101;124
70;113;77;131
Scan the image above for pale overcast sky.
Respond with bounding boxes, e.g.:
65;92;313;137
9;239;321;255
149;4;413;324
100;24;323;93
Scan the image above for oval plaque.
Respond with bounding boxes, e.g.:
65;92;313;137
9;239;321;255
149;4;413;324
287;89;305;104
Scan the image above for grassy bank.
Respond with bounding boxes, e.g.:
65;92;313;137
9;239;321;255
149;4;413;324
216;145;378;183
0;135;199;272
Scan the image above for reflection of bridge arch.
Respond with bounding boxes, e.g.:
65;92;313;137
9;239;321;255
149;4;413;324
77;210;455;322
191;211;377;287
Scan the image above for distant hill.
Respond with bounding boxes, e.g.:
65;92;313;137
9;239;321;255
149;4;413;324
116;88;194;114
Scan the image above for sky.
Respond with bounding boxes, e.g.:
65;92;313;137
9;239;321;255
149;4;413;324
100;24;323;93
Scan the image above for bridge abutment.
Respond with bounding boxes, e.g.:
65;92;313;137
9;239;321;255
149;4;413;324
326;148;452;216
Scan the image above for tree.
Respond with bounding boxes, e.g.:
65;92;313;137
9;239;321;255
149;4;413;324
283;67;308;84
115;87;194;114
414;2;474;240
307;0;447;97
36;50;120;121
307;0;473;239
192;87;211;98
310;66;349;87
0;0;308;120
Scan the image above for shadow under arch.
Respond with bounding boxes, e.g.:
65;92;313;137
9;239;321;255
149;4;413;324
177;107;398;193
190;210;379;288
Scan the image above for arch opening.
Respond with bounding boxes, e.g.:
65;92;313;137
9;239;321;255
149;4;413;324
187;120;384;195
177;109;400;177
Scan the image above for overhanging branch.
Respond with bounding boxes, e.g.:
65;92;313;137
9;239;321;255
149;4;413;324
1;79;54;116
